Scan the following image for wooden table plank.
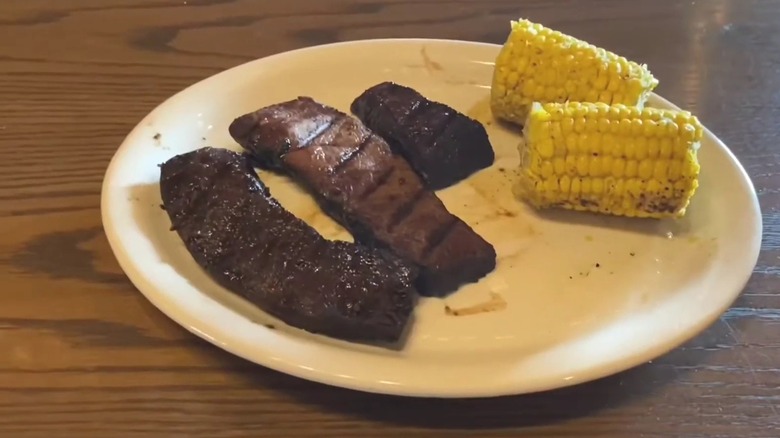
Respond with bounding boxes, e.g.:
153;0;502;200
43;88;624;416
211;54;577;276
1;0;779;436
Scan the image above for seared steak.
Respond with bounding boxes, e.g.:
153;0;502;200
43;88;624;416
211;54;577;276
159;147;417;343
229;98;496;296
351;81;495;189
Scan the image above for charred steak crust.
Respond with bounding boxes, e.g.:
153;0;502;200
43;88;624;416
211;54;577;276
159;147;417;343
350;81;495;190
228;98;496;297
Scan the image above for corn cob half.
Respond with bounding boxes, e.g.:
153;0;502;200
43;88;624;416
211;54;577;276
515;102;703;219
491;19;659;124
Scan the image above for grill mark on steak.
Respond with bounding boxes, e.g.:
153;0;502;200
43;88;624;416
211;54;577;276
357;164;395;202
229;97;496;297
421;216;459;258
299;116;340;150
334;132;372;172
423;110;458;148
351;81;495;190
159;147;418;343
387;188;425;231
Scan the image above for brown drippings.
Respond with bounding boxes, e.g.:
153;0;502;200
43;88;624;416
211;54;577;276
444;292;507;316
442;78;483;87
420;46;444;73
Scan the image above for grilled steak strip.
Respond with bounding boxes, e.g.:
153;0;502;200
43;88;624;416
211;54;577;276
351;81;495;190
159;147;417;343
229;98;496;296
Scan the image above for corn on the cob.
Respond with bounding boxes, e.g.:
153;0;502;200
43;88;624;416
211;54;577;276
515;102;702;219
491;19;659;124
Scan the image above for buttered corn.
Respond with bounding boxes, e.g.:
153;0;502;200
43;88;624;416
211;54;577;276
491;19;659;124
516;102;702;218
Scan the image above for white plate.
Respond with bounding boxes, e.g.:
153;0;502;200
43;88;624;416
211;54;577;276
101;39;762;398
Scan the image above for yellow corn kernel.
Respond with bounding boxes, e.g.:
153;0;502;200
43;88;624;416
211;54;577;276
538;139;555;158
541;160;554;177
549;106;565;121
601;155;613;173
560;175;571;193
659;138;673;158
585;117;598;133
624;138;636;159
681;123;697;142
578;133;590;154
631;118;644;136
645;178;662;193
619;118;632;135
551;121;563;141
635;137;649;160
553;157;566;174
669;160;682;179
638;160;654;180
598;117;611;133
625;160;638;177
593;178;606;196
626;178;642;197
648;138;660;158
614;179;626;196
574;116;587;133
576;155;589;175
602;133;615;151
544;178;558;193
581;177;593;195
561;115;575;133
589;156;602;177
565;135;578;153
644;120;658;136
590;133;603;155
594;74;608;90
571;177;581;195
613;158;626;178
565;155;577;174
653;160;669;180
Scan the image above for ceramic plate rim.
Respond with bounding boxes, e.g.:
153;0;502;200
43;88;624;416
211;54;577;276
101;38;763;398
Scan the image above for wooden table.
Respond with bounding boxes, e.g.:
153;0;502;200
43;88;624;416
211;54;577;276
1;0;778;436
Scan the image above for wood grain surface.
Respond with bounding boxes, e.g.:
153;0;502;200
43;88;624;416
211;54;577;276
1;0;779;436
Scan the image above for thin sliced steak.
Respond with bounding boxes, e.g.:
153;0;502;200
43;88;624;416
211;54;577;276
229;98;496;296
159;147;417;343
351;81;495;189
